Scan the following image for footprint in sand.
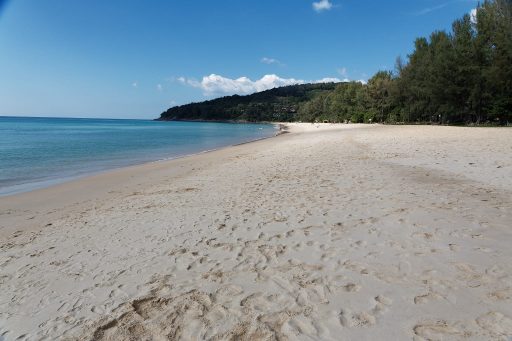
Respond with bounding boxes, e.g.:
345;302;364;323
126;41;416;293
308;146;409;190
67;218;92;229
372;295;393;315
487;288;512;301
414;292;443;305
342;283;361;293
412;320;463;341
339;309;376;328
448;243;460;251
476;311;512;338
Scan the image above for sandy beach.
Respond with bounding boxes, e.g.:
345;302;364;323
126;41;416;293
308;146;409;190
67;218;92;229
1;123;511;340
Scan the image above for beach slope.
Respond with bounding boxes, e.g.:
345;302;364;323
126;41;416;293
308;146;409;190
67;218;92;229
1;124;511;340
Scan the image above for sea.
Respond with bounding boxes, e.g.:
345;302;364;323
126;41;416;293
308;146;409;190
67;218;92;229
0;116;277;196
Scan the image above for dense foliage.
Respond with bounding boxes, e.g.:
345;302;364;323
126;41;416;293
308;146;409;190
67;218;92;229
160;0;511;125
158;83;336;122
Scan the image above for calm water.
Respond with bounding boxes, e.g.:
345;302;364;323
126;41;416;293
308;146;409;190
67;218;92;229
0;117;276;196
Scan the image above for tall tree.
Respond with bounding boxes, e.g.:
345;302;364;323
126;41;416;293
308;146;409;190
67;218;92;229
452;14;476;122
367;71;394;122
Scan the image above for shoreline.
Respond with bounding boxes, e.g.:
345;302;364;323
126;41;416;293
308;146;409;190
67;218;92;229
1;122;507;237
0;123;292;237
1;124;511;340
0;122;280;198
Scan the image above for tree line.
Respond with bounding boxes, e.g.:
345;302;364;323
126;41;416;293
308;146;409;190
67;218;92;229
158;83;337;122
160;0;511;125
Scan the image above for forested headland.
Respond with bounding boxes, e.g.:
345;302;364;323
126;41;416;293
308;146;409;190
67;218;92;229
159;0;511;125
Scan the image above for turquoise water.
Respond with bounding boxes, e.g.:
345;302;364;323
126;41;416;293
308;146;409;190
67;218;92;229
0;117;276;196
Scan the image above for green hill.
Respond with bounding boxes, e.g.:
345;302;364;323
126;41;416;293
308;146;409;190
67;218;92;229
157;83;337;122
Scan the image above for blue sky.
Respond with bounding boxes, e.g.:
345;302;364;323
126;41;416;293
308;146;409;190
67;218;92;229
0;0;478;119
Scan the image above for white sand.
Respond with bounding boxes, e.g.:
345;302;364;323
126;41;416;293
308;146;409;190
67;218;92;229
1;124;511;340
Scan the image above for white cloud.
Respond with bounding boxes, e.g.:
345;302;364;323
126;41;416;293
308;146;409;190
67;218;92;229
179;74;302;95
337;67;348;78
313;0;333;12
157;84;163;91
132;81;138;88
415;1;479;17
261;57;283;65
178;74;343;96
315;77;342;83
415;3;449;15
470;8;477;24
